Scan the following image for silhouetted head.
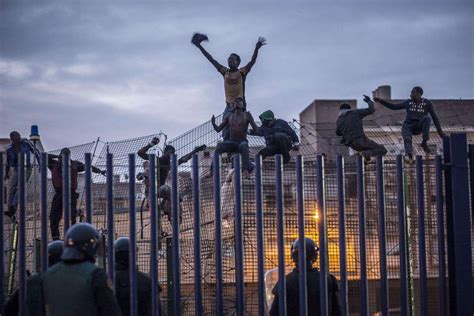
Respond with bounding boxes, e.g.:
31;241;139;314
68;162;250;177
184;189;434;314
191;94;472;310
411;86;423;101
61;223;100;263
290;237;319;266
114;237;131;268
340;103;351;110
233;97;245;111
259;110;275;126
162;145;176;158
228;53;241;70
10;131;21;145
48;240;64;266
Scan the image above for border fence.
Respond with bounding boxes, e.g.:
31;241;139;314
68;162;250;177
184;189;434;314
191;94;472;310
1;130;473;315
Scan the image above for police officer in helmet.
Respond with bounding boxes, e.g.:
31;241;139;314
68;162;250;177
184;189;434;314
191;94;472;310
114;237;154;316
42;223;121;316
4;241;64;316
270;237;342;316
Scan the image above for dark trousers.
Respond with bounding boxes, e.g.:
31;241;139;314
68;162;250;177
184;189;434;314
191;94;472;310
214;140;252;172
259;133;293;164
402;116;431;155
50;190;79;240
349;136;387;157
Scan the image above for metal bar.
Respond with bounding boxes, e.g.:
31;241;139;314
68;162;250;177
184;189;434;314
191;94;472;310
106;153;115;286
336;155;348;316
255;155;265;316
356;155;368;315
0;154;4;312
316;155;328;316
62;151;71;237
84;153;93;224
18;153;26;316
376;156;389;316
296;155;307;316
192;154;203;316
148;155;160;315
448;134;473;313
435;155;447;316
469;145;474;246
275;154;286;316
40;153;48;273
171;154;181;316
442;137;455;313
415;156;428;315
128;154;138;316
213;152;224;316
233;154;245;316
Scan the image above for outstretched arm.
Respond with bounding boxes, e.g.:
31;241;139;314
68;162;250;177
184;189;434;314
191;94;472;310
192;34;225;73
247;112;259;133
243;37;266;74
374;98;409;111
138;137;160;160
428;101;445;137
357;95;376;117
178;145;207;165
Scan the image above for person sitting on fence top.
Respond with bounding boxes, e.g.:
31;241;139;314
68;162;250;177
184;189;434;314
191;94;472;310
211;97;259;178
192;32;266;140
48;148;106;240
374;86;446;159
270;238;342;316
4;130;41;219
114;237;159;316
336;95;388;162
249;110;299;164
42;223;121;315
4;240;64;316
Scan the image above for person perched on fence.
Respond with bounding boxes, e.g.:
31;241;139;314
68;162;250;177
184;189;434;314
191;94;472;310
211;97;258;178
48;148;106;240
374;86;446;159
270;238;342;316
192;32;266;140
336;95;387;162
4;240;64;316
137;138;205;225
4;131;40;219
42;223;121;315
249;110;299;164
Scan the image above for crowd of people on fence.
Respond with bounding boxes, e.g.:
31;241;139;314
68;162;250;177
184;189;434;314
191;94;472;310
2;32;447;315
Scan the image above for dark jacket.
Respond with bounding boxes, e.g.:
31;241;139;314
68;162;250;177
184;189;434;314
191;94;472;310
270;268;341;316
42;261;121;316
115;262;152;316
251;119;299;144
336;101;374;145
379;98;443;134
4;273;44;316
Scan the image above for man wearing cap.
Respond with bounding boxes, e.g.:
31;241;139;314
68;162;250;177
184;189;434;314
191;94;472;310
48;148;106;240
250;110;299;164
336;95;387;162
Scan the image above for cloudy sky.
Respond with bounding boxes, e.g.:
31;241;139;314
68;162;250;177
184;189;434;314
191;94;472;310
0;0;472;150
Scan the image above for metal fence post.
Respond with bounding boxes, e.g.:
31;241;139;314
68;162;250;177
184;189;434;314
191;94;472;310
192;154;203;316
376;156;389;316
233;155;245;316
356;155;368;315
84;153;93;224
316;155;328;316
106;153;115;287
255;155;265;316
0;154;4;313
18;153;26;316
62;151;71;237
40;153;48;273
128;154;137;316
148;155;160;315
435;155;447;316
336;155;348;316
275;155;286;316
447;134;473;314
296;155;308;316
213;152;224;316
171;154;181;316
